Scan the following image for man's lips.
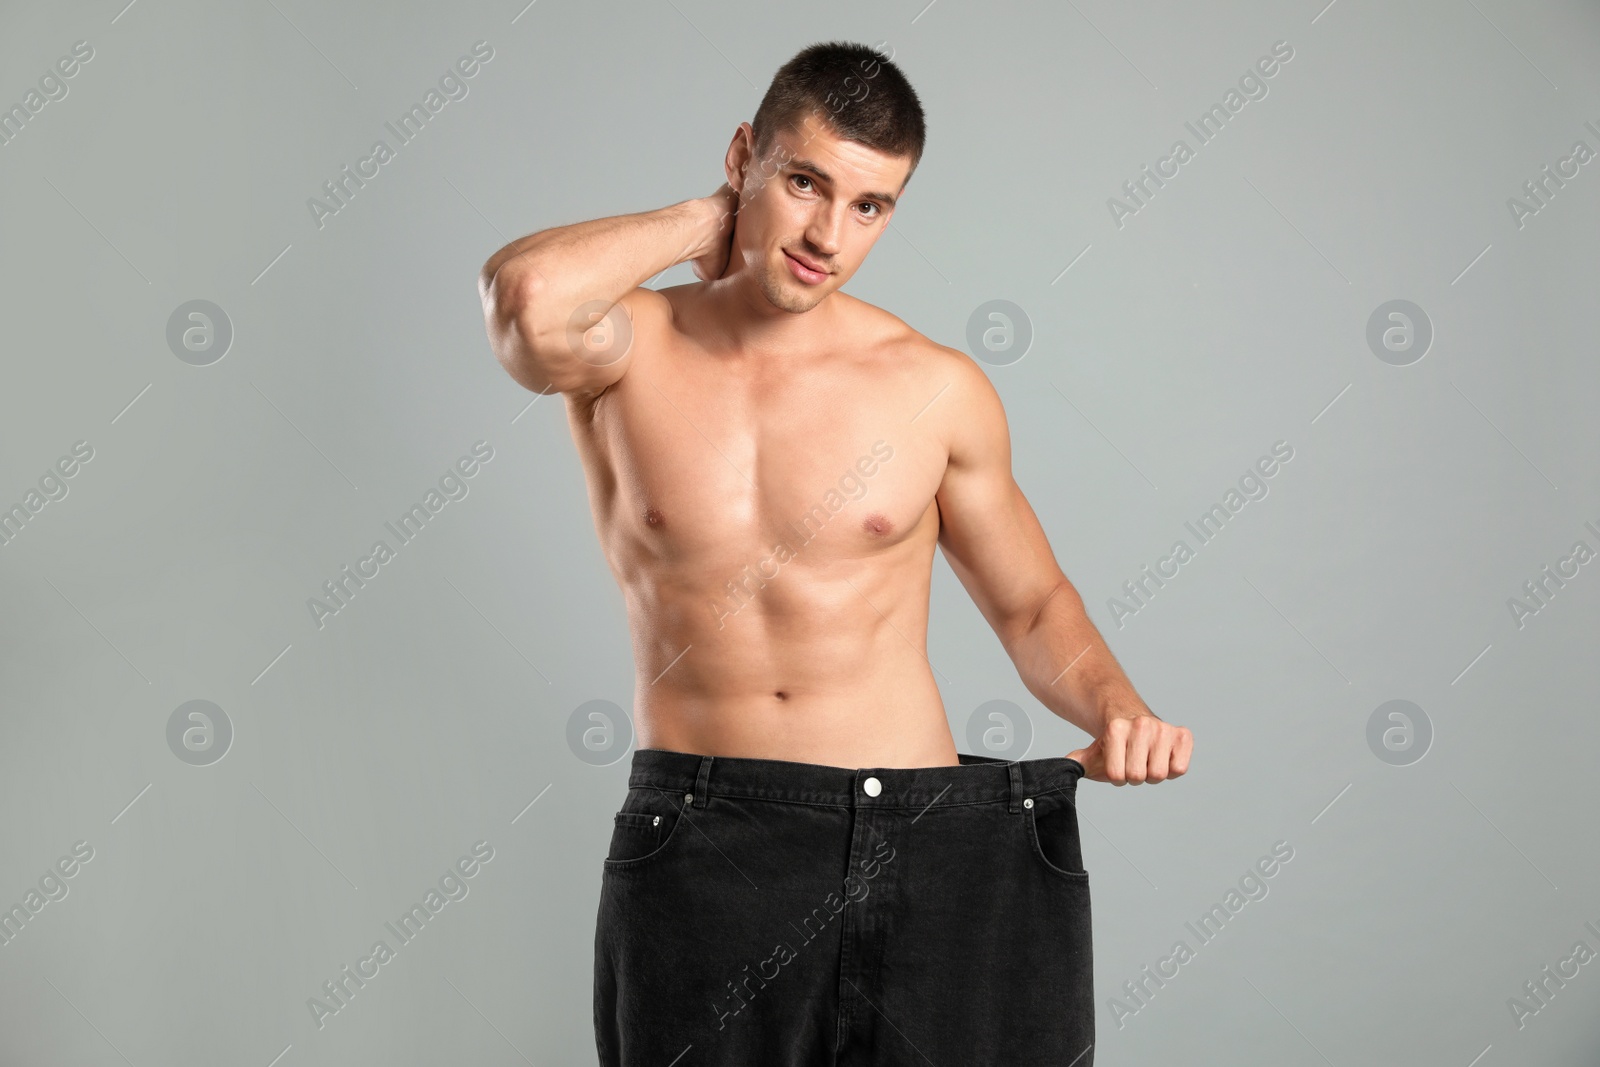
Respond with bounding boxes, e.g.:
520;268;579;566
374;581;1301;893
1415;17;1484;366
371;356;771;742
784;250;830;275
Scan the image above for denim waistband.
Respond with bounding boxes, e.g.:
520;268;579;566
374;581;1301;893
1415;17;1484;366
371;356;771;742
625;747;1085;813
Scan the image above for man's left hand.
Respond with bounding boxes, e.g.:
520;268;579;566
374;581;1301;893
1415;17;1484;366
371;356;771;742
1066;709;1192;785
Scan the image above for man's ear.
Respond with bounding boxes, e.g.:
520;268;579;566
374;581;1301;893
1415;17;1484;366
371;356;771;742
724;121;756;199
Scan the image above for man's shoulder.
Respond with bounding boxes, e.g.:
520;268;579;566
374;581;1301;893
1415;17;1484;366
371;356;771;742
617;284;676;330
836;296;1006;451
837;293;978;375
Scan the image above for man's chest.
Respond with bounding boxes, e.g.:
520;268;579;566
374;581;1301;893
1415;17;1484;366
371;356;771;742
574;354;951;561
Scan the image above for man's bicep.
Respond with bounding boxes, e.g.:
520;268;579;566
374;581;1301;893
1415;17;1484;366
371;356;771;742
492;283;660;397
563;285;661;396
934;359;1067;644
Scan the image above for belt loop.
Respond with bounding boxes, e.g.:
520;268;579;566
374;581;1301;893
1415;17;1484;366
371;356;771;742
1008;761;1024;815
692;755;714;809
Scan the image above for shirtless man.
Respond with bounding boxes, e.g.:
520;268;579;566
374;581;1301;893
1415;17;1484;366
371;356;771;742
479;40;1190;1067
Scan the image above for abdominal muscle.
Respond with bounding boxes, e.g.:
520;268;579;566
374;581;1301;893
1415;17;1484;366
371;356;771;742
621;559;962;769
568;287;963;770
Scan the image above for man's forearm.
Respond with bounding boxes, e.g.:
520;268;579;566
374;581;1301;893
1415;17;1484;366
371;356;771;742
1008;580;1149;738
480;196;716;325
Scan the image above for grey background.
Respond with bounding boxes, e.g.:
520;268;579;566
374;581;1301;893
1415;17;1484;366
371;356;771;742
2;0;1597;1063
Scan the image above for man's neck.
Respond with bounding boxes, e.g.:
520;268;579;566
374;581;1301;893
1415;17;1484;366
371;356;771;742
683;273;844;359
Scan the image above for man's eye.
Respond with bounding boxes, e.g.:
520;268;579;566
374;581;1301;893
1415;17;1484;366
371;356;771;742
791;175;812;191
859;203;879;218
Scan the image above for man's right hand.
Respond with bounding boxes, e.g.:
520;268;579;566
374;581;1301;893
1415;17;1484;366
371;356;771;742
690;182;740;282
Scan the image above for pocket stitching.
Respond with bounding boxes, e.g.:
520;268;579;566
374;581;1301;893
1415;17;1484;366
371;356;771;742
603;806;686;871
1025;802;1090;881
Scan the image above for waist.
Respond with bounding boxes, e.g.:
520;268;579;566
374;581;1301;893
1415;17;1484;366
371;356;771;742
624;747;1085;810
633;674;955;765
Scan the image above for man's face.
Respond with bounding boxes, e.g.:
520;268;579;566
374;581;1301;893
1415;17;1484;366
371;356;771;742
730;113;911;314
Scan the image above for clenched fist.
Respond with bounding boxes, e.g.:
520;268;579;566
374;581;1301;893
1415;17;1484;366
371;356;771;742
1067;709;1192;785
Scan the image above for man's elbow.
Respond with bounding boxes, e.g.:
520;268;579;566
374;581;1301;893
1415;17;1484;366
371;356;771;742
479;262;558;392
480;253;541;323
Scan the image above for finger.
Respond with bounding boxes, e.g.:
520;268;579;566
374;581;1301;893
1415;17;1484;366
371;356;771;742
1103;718;1128;785
1170;727;1194;778
1065;740;1099;780
1123;716;1155;785
1145;726;1175;784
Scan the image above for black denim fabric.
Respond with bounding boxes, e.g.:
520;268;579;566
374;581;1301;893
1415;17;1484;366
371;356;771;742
593;748;1094;1066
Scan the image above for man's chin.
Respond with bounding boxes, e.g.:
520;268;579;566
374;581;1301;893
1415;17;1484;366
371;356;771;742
759;272;828;314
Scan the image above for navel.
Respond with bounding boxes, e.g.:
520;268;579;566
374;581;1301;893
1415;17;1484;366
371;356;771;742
862;512;893;536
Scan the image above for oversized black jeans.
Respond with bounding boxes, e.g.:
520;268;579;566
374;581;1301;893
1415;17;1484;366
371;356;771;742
593;748;1095;1066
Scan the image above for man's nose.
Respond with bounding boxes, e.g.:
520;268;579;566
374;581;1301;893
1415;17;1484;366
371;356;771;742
803;205;846;258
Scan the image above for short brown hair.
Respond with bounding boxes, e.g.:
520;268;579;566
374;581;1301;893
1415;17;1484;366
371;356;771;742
751;41;926;189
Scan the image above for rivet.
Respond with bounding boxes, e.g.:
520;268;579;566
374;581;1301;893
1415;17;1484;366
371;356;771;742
1023;797;1034;808
652;815;661;826
684;792;694;805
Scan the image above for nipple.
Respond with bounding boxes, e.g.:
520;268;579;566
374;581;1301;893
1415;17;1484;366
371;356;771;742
644;506;666;527
862;513;893;536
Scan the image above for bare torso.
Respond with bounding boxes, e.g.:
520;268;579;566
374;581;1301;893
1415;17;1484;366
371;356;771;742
565;282;965;768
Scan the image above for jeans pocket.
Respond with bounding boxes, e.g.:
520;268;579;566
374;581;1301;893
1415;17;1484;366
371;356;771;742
603;800;685;870
1027;795;1089;880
